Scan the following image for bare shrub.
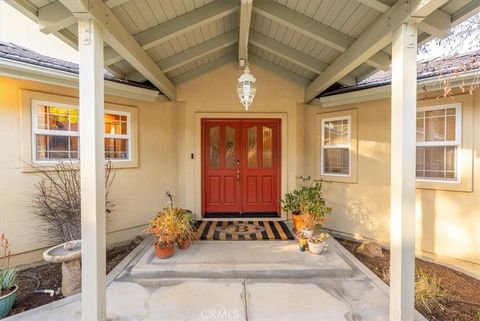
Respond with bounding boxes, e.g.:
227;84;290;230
30;162;116;243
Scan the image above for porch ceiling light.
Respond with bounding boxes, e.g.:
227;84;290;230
237;63;256;111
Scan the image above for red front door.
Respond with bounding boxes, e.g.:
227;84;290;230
202;119;281;216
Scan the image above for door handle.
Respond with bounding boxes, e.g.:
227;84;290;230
236;170;240;182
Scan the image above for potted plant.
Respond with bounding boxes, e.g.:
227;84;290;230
175;209;196;250
281;177;332;233
281;188;303;232
0;234;18;318
298;180;331;222
300;213;318;239
308;233;329;255
298;237;308;252
146;208;180;259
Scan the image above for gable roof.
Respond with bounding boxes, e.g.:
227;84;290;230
320;49;480;97
0;41;158;91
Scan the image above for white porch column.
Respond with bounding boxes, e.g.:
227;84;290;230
78;18;106;321
389;23;417;321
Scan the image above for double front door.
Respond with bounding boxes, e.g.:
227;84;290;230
202;119;281;215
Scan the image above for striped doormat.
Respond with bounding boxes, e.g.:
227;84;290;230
195;221;294;241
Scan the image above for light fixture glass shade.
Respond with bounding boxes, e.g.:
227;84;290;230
237;64;256;111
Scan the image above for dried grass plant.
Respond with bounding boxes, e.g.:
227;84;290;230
415;269;450;314
30;161;116;244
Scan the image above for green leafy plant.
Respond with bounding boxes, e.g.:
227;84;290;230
282;177;332;222
477;308;480;321
0;234;17;296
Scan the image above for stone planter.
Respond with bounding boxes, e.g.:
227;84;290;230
0;285;18;318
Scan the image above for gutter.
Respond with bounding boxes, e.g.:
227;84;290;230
311;70;480;107
0;58;168;103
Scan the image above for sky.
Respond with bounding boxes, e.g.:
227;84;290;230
0;1;479;65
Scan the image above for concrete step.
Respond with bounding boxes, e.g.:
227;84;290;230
130;240;355;279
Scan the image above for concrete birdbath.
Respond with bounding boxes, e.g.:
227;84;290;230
43;240;82;297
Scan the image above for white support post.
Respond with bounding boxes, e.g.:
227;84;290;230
389;22;417;321
78;18;106;321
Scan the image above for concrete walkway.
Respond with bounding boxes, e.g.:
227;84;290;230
5;237;428;321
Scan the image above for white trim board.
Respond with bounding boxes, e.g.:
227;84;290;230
311;70;480;108
0;58;165;103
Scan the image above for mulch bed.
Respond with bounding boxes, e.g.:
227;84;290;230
7;240;139;317
336;237;480;321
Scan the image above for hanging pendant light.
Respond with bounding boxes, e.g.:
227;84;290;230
237;62;256;111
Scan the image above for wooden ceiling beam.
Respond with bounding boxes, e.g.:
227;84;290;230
129;30;239;81
238;0;253;65
356;0;451;38
59;0;176;100
305;0;449;102
252;1;391;71
39;0;129;34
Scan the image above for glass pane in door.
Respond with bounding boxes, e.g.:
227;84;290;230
225;126;236;168
263;126;273;168
247;126;258;168
209;126;220;168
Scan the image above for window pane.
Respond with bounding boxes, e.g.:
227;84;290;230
47;107;70;131
425;109;445;117
425;115;445;141
105;113;127;135
225;126;236;169
262;126;273;168
247;126;258;168
446;146;456;171
37;109;48;130
105;138;128;160
446;115;456;141
324;119;348;145
416;147;425;174
416;146;456;180
416;118;424;142
209;126;220;168
36;135;79;160
69;109;79;132
324;148;349;175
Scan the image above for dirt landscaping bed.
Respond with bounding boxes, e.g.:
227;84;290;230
6;240;139;317
336;237;480;321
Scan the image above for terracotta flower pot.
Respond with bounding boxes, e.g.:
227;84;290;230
292;212;303;232
154;243;174;259
178;239;191;250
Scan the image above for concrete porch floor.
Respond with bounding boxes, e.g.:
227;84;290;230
5;237;428;321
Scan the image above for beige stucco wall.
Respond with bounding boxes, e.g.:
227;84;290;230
305;89;480;265
0;76;179;265
175;63;306;219
1;64;479;266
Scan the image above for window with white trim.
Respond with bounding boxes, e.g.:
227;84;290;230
416;104;461;181
32;100;131;162
321;116;351;176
